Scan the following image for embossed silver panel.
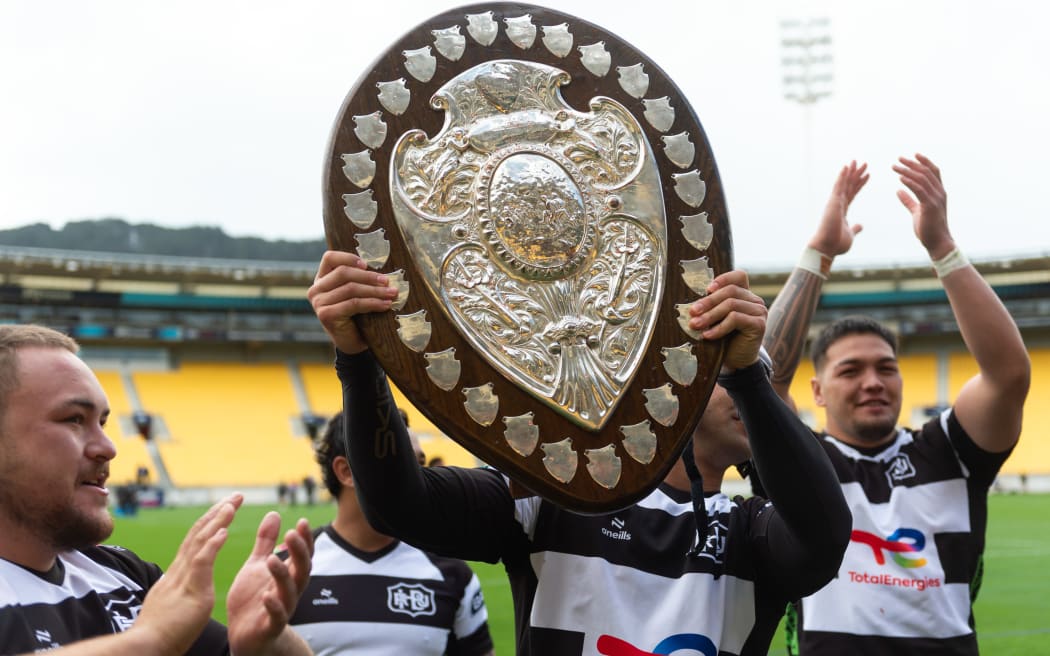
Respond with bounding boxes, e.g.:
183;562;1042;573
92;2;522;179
352;112;387;149
578;42;611;77
341;151;375;188
679;212;713;251
661;343;698;386
672;170;706;208
643;383;679;427
676;303;702;340
377;79;411;116
503;412;539;457
642;97;675;133
432;26;466;61
504;15;537;49
390;60;667;431
396;309;431;352
386;269;410;310
681;256;714;295
463;383;499;426
620;420;657;464
541;23;573;57
343;190;378;229
466;11;498;46
424;347;461;391
585;444;622;489
617;64;649;99
541;437;578;483
403;46;437;83
354;228;390;269
661;132;695;169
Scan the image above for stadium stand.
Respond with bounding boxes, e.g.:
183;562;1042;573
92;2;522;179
94;370;155;486
947;347;1050;476
0;245;1046;495
299;361;480;468
132;362;315;487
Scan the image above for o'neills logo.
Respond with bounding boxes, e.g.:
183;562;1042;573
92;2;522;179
848;571;942;591
602;527;632;540
312;588;339;605
602;517;632;541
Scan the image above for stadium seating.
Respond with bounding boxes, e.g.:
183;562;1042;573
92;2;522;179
94;370;155;486
949;347;1050;475
132;363;315;487
298;361;479;468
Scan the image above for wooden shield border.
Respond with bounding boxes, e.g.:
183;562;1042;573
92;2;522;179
323;2;732;512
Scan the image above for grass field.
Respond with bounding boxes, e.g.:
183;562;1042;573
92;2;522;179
111;493;1050;655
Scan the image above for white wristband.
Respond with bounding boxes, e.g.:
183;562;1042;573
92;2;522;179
797;247;833;280
932;247;969;278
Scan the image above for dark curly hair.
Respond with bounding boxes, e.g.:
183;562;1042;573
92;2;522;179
314;413;346;499
314;408;413;498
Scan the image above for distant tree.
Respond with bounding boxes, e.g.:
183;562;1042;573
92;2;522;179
0;218;326;261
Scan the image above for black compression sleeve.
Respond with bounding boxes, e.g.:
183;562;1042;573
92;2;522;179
335;349;515;563
720;362;851;597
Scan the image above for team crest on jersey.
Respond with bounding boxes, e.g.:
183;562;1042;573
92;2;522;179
885;453;916;487
104;594;143;633
696;518;728;564
387;582;436;617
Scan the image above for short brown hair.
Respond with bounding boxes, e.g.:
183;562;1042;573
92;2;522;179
0;325;79;422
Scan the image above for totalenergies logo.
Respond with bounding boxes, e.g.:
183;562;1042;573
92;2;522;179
598;633;716;656
851;527;928;568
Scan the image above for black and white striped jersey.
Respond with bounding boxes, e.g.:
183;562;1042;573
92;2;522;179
0;545;228;655
797;409;1009;655
508;484;800;656
287;526;492;656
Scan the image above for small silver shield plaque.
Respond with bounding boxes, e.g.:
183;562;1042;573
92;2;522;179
503;412;539;457
541;23;573;57
352;112;387;150
642;97;675;133
466;11;498;46
376;79;410;116
617;63;649;99
403;46;437;82
424;347;461;391
432;26;466;61
342;190;378;229
578;41;611;77
463;384;499;426
541;438;578;484
673;170;707;208
341;150;375;188
643;384;680;427
504;15;537;49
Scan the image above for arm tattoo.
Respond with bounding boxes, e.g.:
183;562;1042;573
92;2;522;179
764;269;825;390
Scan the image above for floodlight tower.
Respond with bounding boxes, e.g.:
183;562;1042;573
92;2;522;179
781;17;834;213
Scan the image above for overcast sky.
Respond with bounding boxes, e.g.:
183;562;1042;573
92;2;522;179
2;0;1047;268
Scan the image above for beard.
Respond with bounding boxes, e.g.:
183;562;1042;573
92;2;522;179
0;485;114;553
850;416;899;445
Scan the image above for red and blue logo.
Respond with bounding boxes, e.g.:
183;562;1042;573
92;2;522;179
851;527;927;568
597;633;716;656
